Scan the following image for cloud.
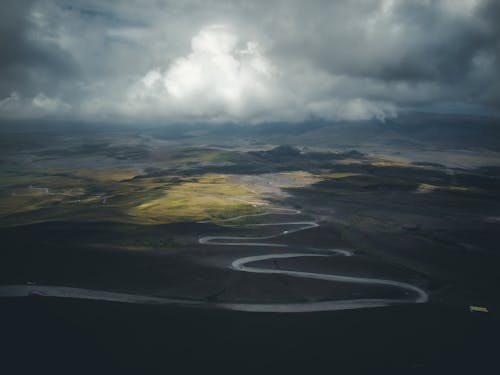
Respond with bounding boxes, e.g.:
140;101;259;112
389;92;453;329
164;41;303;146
126;25;277;121
0;0;499;124
124;25;396;123
0;91;70;119
32;93;71;112
0;1;77;99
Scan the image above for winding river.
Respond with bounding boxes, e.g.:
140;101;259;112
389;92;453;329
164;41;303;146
0;207;428;312
197;207;428;311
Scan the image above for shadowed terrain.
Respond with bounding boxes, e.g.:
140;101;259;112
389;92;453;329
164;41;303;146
1;117;500;372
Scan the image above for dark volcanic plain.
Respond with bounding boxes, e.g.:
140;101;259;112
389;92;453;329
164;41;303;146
1;116;500;372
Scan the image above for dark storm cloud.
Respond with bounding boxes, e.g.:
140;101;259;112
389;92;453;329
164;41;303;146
476;0;500;108
266;1;499;94
0;0;77;98
0;0;499;122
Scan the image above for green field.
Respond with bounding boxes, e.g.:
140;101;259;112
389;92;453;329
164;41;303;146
0;169;262;225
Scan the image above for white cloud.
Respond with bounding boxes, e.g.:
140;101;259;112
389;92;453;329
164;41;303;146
126;25;277;121
0;92;22;113
4;1;496;123
0;91;70;119
307;98;397;122
32;93;71;112
125;25;396;123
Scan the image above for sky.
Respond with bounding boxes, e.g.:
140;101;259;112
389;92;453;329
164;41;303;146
0;0;499;124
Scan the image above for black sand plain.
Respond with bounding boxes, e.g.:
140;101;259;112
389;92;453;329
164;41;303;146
1;120;500;373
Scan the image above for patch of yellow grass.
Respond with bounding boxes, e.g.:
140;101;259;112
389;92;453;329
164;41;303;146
335;159;364;165
416;183;471;193
317;172;361;179
279;170;361;181
128;173;261;223
0;194;64;218
0;171;87;189
279;171;315;178
0;171;266;225
173;150;228;163
367;154;436;169
73;169;141;182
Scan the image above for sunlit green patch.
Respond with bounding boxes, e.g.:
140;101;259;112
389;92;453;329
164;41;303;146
170;150;232;164
128;173;262;223
72;169;142;182
416;183;472;193
317;172;361;179
278;170;362;183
